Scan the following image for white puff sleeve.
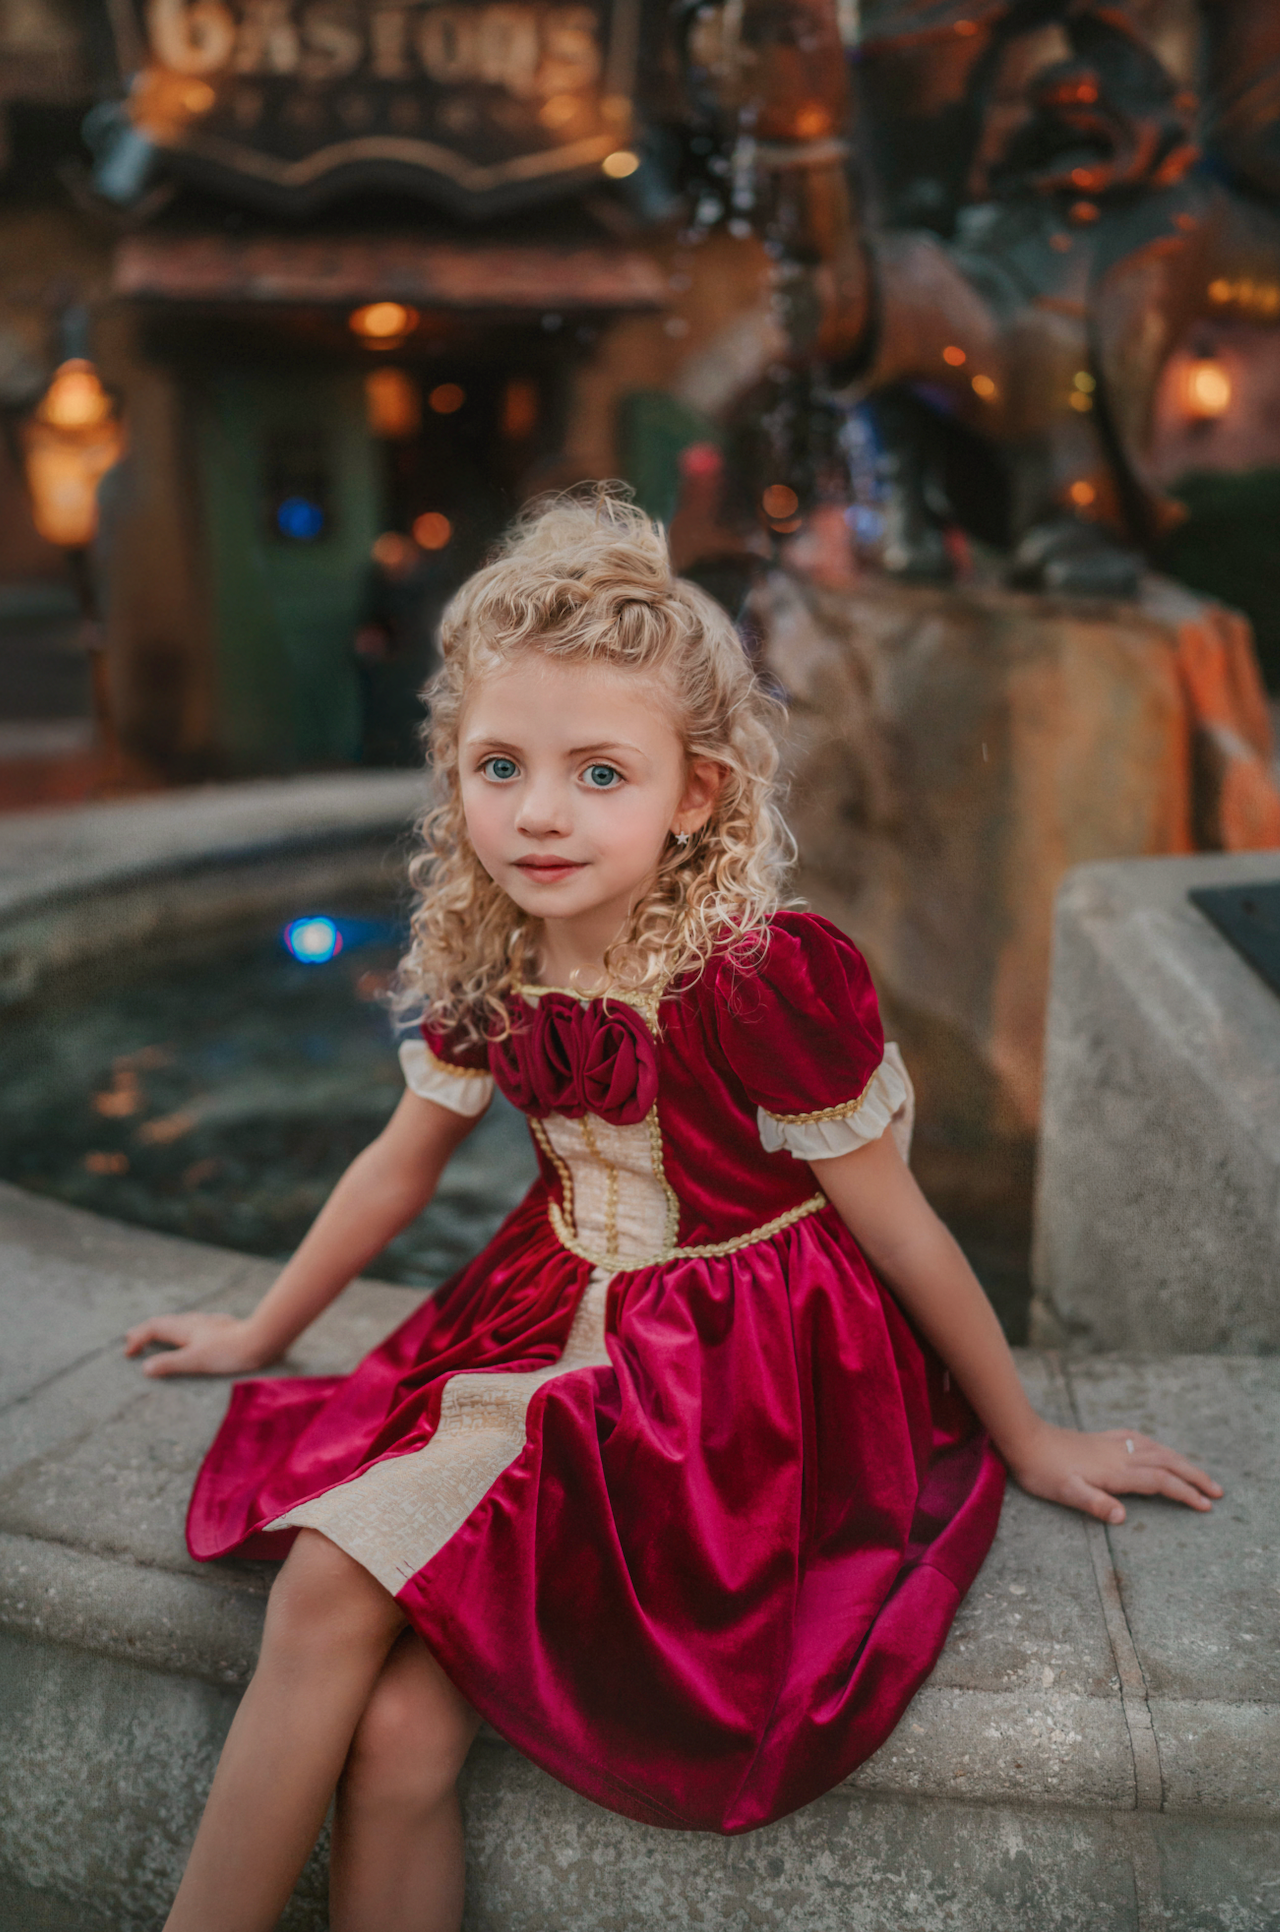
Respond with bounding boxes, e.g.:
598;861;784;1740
398;1039;494;1118
757;1042;914;1163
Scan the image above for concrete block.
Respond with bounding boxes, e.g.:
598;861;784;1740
458;1751;1145;1932
0;1633;328;1932
1033;850;1280;1354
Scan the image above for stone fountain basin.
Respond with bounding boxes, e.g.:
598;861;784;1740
0;779;1277;1932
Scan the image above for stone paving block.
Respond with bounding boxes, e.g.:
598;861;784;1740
1147;1812;1280;1930
0;1274;421;1580
1065;1355;1280;1712
0;1183;253;1412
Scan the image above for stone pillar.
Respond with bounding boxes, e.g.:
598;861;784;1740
1031;848;1280;1354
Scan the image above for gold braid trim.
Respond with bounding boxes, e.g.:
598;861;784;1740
759;1069;877;1127
421;1041;491;1079
530;1115;575;1231
546;1190;828;1274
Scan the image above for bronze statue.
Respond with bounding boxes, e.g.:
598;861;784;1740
680;0;1280;596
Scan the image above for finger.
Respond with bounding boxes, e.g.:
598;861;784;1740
1149;1451;1222;1497
1064;1475;1126;1525
1133;1469;1215;1512
123;1319;170;1355
143;1347;201;1378
1122;1441;1223;1498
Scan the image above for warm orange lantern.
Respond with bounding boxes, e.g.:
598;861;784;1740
1183;356;1232;420
20;360;125;549
349;303;419;346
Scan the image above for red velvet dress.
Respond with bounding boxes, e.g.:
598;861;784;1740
187;912;1004;1834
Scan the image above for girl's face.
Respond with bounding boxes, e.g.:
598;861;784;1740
458;653;721;971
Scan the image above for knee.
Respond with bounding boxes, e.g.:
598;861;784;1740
344;1658;477;1818
265;1530;401;1662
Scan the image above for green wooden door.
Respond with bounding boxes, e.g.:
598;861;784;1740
195;366;378;771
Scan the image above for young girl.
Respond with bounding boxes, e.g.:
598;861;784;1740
125;491;1219;1932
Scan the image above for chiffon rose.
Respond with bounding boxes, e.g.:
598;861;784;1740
491;993;658;1124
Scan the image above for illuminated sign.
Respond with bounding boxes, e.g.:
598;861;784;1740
113;0;641;215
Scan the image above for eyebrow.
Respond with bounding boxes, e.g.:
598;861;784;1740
462;735;648;759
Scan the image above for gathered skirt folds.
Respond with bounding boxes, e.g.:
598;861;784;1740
188;1184;1004;1834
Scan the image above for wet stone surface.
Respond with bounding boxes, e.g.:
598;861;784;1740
0;907;537;1291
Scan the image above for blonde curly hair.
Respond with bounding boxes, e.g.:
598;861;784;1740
396;486;794;1043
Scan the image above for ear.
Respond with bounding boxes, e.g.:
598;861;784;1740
672;758;726;837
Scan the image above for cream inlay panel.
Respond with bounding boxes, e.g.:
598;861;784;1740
538;1111;672;1266
266;1270;612;1595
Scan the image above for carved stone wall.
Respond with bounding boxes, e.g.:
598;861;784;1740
759;570;1278;1329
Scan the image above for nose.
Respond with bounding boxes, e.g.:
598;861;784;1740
514;773;572;840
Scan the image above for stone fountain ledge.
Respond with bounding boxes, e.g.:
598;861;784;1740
0;772;427;1006
0;781;1278;1930
0;1181;1277;1932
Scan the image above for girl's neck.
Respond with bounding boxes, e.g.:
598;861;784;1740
531;903;651;994
530;924;611;993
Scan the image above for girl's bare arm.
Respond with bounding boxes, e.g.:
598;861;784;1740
812;1132;1222;1524
123;1091;477;1377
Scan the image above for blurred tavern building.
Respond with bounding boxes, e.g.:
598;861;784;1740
0;0;740;775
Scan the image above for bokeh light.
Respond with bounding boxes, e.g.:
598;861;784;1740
429;382;465;415
349;302;419;343
413;511;452;549
276;496;325;541
1184;358;1232;420
502;377;539;439
762;484;799;519
39;361;114;429
372;531;417;571
366;368;421;438
284;917;343;963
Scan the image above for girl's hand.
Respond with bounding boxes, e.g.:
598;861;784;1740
1007;1420;1223;1525
123;1311;275;1378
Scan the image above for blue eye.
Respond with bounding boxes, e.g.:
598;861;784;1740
585;764;621;789
484;757;519;781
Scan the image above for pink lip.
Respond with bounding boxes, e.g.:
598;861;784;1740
515;858;585;879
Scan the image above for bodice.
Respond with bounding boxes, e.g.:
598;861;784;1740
399;914;914;1276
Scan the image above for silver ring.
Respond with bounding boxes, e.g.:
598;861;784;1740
1125;1438;1135;1454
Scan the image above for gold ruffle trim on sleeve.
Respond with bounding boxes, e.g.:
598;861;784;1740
424;1044;491;1077
758;1070;876;1127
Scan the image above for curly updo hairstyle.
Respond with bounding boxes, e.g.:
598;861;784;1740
396;486;793;1042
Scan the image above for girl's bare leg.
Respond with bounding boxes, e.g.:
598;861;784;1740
165;1529;406;1932
330;1629;481;1932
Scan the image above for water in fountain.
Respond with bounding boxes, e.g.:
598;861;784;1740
0;904;538;1290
